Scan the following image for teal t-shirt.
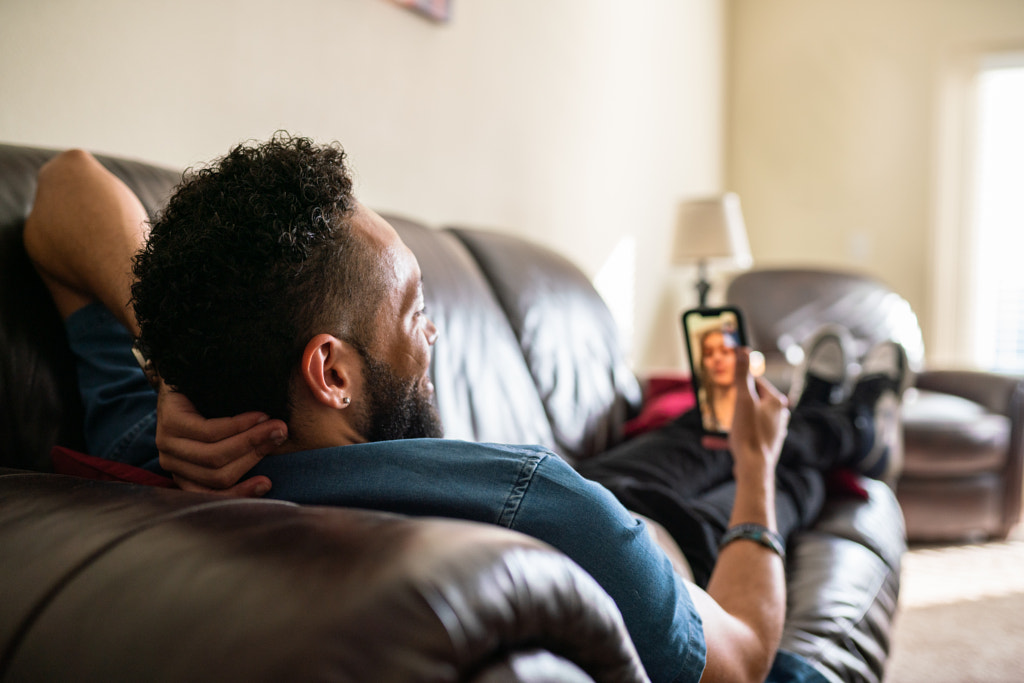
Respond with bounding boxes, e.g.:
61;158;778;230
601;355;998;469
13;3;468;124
253;439;707;683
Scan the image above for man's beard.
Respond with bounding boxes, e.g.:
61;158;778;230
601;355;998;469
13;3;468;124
357;353;444;442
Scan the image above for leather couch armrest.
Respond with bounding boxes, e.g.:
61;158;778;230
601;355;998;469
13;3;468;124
782;478;905;683
0;472;649;683
914;369;1024;417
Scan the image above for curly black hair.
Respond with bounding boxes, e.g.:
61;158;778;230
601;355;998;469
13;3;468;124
131;133;382;420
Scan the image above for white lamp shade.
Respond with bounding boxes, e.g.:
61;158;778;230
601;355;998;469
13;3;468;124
671;192;753;269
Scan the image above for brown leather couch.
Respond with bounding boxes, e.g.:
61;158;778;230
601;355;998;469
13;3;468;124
728;268;1024;543
0;144;905;682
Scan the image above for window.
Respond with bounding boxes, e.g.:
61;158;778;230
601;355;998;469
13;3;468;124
968;58;1024;371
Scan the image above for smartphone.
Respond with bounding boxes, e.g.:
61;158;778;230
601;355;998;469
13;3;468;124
682;306;749;436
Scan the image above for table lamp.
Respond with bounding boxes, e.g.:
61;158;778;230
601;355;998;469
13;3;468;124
671;192;753;308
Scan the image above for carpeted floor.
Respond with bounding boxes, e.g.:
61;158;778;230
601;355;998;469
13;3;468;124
885;524;1024;682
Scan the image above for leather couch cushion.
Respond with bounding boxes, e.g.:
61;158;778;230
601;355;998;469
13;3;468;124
902;390;1010;476
782;478;904;682
448;227;641;464
1;470;649;683
0;144;181;472
0;469;225;650
385;215;558;451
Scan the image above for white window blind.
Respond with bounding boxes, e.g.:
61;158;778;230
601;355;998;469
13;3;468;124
970;61;1024;372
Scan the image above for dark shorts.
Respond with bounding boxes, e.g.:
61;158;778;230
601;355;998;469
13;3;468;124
66;303;161;472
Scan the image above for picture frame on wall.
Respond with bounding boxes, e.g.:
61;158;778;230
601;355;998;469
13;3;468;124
389;0;451;23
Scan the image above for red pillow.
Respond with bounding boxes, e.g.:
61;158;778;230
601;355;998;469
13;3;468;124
51;446;176;488
827;468;870;500
623;374;696;438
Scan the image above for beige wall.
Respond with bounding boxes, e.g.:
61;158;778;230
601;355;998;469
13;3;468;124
726;0;1024;365
0;0;727;372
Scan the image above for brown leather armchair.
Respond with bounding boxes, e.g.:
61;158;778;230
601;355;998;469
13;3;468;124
728;267;1024;543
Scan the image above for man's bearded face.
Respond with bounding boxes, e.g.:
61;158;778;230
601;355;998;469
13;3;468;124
358;352;444;442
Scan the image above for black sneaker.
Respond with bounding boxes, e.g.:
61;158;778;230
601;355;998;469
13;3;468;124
845;340;912;484
789;324;856;409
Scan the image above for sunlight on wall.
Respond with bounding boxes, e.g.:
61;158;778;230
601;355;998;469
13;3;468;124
593;235;636;360
0;0;725;373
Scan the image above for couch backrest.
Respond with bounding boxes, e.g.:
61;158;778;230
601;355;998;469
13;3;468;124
446;227;640;462
0;145;182;470
727;267;925;392
0;144;639;470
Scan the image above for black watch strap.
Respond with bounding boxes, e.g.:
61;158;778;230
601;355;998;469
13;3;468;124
719;523;786;560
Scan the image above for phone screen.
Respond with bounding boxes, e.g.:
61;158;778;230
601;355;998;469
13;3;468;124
682;307;748;436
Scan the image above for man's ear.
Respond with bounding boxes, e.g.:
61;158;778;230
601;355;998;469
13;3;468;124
300;334;359;409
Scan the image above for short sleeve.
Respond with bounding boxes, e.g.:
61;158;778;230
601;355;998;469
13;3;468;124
510;455;707;683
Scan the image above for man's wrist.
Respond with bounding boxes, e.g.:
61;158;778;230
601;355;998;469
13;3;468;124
732;461;776;502
719;523;786;560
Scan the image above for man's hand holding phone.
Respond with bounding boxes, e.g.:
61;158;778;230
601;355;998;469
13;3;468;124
682;306;774;450
727;347;789;473
699;347;786;453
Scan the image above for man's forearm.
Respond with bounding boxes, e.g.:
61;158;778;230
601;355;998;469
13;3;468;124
700;455;785;682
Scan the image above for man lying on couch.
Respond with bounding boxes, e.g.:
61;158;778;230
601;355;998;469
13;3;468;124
24;134;902;683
